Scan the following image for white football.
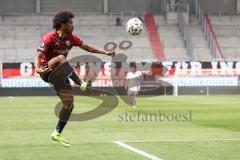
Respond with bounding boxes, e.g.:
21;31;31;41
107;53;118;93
126;18;143;35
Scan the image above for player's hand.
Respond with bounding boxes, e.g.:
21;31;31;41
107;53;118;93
36;67;52;75
105;50;115;57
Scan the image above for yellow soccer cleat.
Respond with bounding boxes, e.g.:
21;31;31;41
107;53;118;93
80;81;92;95
51;130;71;147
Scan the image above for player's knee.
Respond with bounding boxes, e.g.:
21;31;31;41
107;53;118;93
57;55;66;63
65;104;74;111
62;99;74;110
63;103;74;111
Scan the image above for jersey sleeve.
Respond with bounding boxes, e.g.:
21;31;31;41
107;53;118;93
72;35;83;47
37;34;52;53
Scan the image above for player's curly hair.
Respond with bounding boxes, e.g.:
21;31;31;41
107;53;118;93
130;62;137;68
53;10;74;30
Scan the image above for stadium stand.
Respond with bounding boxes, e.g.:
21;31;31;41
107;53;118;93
0;0;239;62
210;15;240;60
154;15;190;61
145;13;165;61
0;14;154;62
189;16;212;61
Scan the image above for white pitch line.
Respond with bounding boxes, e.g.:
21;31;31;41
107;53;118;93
123;138;240;143
113;141;163;160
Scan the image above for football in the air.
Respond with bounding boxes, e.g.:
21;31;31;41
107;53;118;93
126;18;143;35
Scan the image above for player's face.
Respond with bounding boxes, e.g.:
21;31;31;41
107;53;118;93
130;67;136;72
63;18;74;35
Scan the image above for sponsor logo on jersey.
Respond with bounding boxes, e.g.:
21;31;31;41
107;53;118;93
39;42;45;48
66;40;71;46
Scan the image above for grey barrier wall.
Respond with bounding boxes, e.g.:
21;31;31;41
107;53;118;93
178;86;240;95
109;0;148;13
178;86;208;95
0;0;238;14
1;86;240;96
0;86;174;96
109;0;162;14
0;0;36;13
199;0;237;14
0;0;159;14
0;88;56;96
41;0;103;13
149;0;163;13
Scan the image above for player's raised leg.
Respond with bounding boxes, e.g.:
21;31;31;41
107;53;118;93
48;55;91;93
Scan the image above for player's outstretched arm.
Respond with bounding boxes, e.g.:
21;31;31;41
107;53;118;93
79;42;115;57
141;70;150;76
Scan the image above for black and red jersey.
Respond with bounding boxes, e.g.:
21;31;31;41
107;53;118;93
37;31;83;66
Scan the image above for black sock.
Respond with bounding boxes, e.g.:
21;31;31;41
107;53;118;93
56;107;73;133
56;120;67;133
69;71;82;85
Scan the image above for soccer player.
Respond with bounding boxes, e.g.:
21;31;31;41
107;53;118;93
125;62;149;108
34;10;115;147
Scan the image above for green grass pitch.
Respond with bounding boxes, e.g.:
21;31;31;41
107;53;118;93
0;95;240;160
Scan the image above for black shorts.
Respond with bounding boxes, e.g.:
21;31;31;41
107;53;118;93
40;71;52;83
39;63;51;83
40;71;71;86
